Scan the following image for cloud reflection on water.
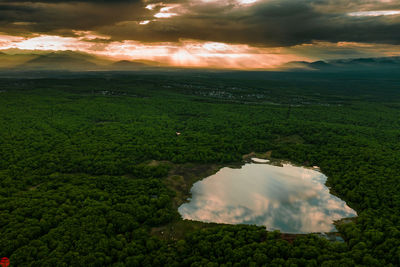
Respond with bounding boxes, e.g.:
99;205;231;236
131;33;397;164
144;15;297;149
178;162;357;233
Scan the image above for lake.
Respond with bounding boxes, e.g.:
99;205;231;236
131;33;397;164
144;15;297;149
178;159;357;233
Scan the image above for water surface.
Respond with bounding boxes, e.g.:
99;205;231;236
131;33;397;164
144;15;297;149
178;161;356;233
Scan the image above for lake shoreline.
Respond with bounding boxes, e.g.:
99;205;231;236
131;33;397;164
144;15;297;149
152;151;357;241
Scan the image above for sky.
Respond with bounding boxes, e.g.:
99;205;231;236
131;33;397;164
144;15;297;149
0;0;399;69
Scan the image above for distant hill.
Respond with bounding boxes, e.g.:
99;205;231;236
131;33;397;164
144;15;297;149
0;52;38;69
1;49;399;72
0;50;158;71
285;57;400;72
111;60;149;70
19;53;99;70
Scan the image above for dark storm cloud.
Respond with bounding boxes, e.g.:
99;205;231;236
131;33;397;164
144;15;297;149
0;0;139;2
0;0;148;37
0;0;399;46
97;0;400;46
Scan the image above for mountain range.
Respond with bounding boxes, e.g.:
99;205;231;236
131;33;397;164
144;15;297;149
0;50;159;71
0;49;399;72
284;57;400;72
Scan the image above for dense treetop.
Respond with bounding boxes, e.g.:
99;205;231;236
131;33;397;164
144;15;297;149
0;71;399;266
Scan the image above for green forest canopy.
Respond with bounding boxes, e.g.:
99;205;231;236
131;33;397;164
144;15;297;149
0;71;399;266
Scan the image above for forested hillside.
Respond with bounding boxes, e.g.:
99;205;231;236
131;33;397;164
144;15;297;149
0;71;399;266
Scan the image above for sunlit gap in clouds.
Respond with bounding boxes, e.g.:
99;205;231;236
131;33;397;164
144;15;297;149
154;7;178;18
0;34;94;51
100;40;306;69
146;3;180;18
236;0;258;5
348;10;400;16
139;20;150;25
198;0;259;5
72;31;110;41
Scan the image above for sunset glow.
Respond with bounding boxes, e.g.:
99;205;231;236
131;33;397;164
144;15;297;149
1;1;400;266
2;32;400;69
0;34;305;69
0;0;399;69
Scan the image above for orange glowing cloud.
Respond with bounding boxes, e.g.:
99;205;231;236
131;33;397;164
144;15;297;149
99;39;307;69
348;10;400;16
0;34;95;51
0;33;307;69
1;33;399;70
